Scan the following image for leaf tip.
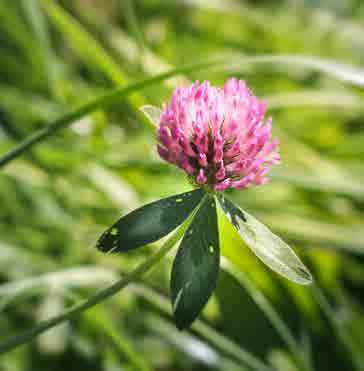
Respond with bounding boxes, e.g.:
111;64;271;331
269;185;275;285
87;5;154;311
173;315;190;331
295;266;314;285
286;264;313;285
140;105;162;127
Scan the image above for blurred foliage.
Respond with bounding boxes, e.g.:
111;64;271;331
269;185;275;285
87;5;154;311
0;0;364;370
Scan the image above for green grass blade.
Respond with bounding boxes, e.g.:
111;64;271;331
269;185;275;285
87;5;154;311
1;52;363;168
0;217;191;354
0;59;220;168
222;259;314;371
119;0;145;54
0;2;40;63
312;286;363;371
271;166;364;201
0;272;152;371
84;307;152;371
40;0;128;86
144;314;225;368
265;90;364;112
226;54;364;88
131;284;274;371
258;213;364;254
21;0;60;99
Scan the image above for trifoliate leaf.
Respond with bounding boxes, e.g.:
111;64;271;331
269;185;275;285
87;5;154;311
171;195;220;329
96;188;205;252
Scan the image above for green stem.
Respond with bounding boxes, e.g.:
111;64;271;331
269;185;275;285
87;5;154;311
0;216;192;354
0;59;221;168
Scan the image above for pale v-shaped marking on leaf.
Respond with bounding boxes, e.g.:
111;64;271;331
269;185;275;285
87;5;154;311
217;195;312;285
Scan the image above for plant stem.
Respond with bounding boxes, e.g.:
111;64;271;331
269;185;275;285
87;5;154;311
0;216;192;354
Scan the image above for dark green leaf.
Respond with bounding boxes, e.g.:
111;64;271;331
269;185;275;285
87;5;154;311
96;188;205;253
171;195;220;330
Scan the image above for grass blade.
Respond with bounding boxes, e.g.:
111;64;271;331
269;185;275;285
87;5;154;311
131;284;274;371
0;59;220;168
21;0;60;99
227;54;364;88
1;52;363;168
0;217;191;354
312;285;363;371
40;0;128;87
222;259;314;371
119;0;145;54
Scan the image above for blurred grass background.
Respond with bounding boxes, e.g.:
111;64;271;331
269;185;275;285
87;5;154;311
1;0;364;370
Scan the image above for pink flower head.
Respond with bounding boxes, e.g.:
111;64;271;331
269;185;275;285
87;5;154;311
157;78;280;192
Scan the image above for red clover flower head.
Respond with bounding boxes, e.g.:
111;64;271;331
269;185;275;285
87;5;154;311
157;78;280;191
